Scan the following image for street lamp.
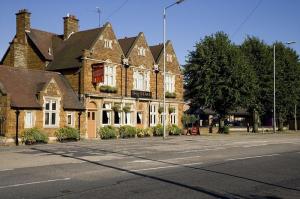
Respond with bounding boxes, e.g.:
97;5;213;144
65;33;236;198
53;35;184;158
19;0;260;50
163;0;185;139
273;41;296;133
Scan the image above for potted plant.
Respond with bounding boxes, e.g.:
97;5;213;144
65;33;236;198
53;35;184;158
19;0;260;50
168;107;175;114
122;106;131;113
158;106;164;114
112;103;121;112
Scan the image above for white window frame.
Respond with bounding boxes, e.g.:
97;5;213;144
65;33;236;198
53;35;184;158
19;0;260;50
170;107;177;125
43;97;60;128
138;47;146;56
24;111;35;129
165;73;175;93
66;112;75;127
150;104;157;126
124;112;132;125
104;39;113;49
102;103;112;125
104;65;116;86
133;70;150;91
137;112;143;124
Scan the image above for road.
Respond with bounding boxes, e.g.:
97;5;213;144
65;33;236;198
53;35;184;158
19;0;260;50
0;133;300;199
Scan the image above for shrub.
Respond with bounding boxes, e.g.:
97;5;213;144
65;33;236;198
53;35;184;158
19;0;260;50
98;125;117;139
168;124;181;136
136;128;153;138
165;91;176;98
219;126;230;134
168;107;175;114
158;106;164;114
55;127;79;142
122;106;131;113
153;124;163;136
100;85;117;93
119;125;136;138
21;128;48;145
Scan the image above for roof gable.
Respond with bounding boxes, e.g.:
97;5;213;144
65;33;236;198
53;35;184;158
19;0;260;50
118;36;138;57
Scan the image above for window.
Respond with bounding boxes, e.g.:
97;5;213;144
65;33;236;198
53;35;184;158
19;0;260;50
104;65;116;86
138;47;146;56
92;63;104;84
114;111;121;125
102;103;111;125
167;54;173;62
104;39;113;49
170;107;177;125
150;104;157;126
124;112;131;125
24;111;34;128
67;112;74;127
137;112;142;124
165;73;175;93
44;99;59;127
133;70;150;91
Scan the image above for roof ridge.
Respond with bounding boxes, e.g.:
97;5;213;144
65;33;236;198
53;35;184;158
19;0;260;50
30;28;58;36
0;65;61;75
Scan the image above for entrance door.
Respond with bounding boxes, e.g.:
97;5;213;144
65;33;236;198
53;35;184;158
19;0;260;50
87;111;96;138
87;101;97;138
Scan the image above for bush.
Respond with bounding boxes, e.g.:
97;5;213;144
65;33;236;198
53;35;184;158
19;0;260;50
168;124;181;136
119;125;136;138
55;127;79;142
21;128;48;145
98;125;117;139
100;85;117;93
136;128;153;138
165;91;176;98
152;124;163;136
219;126;230;134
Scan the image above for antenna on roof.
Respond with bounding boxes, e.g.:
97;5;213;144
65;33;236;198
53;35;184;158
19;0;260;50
96;7;101;27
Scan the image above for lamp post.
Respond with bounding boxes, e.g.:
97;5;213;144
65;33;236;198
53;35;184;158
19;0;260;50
163;0;184;139
273;41;296;133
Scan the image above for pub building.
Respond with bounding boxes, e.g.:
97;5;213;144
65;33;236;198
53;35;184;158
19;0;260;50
0;9;184;139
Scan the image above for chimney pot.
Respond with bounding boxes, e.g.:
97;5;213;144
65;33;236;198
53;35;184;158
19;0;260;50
63;14;79;40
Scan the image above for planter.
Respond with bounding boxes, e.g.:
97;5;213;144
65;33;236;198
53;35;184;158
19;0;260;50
100;85;117;93
165;92;176;98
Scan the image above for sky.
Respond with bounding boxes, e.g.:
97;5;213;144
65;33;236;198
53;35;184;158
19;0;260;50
0;0;299;65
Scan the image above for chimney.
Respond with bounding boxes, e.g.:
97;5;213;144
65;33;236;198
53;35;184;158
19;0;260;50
63;14;79;40
15;9;31;43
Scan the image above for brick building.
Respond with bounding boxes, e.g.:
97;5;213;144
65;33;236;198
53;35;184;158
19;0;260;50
1;9;184;139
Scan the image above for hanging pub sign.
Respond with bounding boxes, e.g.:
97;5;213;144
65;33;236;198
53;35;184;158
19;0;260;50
92;63;104;84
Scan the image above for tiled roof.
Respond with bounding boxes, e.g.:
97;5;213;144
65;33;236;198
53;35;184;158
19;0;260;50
47;27;103;70
149;43;163;63
0;65;84;110
118;36;137;57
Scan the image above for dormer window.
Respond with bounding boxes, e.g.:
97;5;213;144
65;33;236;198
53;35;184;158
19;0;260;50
167;54;173;62
104;39;113;49
138;47;146;56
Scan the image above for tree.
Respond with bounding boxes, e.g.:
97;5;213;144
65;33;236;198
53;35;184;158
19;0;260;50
184;32;256;133
241;37;273;132
274;43;300;131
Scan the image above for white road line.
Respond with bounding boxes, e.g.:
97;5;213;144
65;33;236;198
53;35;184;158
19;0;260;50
0;178;71;189
130;155;202;164
0;169;13;172
178;147;226;154
226;154;280;161
131;162;202;172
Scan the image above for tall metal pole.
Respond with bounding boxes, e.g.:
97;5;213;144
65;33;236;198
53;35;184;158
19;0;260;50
295;104;297;131
273;44;276;133
163;8;166;139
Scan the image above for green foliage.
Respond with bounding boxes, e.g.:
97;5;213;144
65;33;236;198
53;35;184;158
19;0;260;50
122;106;131;113
158;106;164;114
136;128;153;138
167;124;182;136
55;127;79;142
100;85;117;93
219;126;230;134
165;92;176;98
168;107;175;114
119;125;136;138
152;124;163;136
112;103;121;112
21;128;48;145
98;125;117;139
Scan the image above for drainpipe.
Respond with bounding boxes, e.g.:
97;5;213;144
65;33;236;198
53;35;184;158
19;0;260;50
15;109;20;146
78;111;82;140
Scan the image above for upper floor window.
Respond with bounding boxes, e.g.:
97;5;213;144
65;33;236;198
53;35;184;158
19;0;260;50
138;47;146;56
133;70;150;91
44;98;60;127
167;54;173;62
104;65;116;86
165;73;175;93
104;39;113;49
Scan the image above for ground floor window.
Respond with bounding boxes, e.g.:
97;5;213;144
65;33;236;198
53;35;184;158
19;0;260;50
67;112;74;127
124;112;132;125
137;112;142;124
44;98;60;127
170;107;177;125
24;111;34;128
102;103;111;125
150;104;157;126
114;111;121;125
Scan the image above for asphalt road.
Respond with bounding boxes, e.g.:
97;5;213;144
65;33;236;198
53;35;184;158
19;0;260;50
0;133;300;199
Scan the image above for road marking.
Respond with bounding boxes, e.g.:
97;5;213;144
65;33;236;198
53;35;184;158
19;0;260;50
131;162;203;172
178;147;226;154
130;155;202;164
226;154;280;161
131;160;152;163
0;178;71;189
0;169;13;172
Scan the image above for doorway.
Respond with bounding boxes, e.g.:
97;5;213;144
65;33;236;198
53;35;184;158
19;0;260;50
87;102;97;138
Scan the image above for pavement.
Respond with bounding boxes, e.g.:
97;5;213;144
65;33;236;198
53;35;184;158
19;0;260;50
0;133;300;199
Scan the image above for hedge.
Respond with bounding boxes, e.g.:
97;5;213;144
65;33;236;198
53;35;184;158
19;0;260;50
21;128;48;145
119;125;136;138
55;127;80;142
98;125;118;139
